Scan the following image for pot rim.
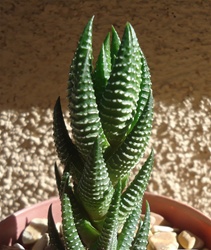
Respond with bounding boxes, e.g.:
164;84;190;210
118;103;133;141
0;192;210;246
144;192;211;222
3;192;210;222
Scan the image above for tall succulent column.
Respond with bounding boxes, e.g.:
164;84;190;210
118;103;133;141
50;16;154;250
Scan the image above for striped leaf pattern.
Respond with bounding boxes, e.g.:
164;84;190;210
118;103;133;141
68;17;107;158
118;150;154;226
99;23;143;146
127;49;152;135
107;91;153;183
96;181;122;250
61;179;85;250
77;138;114;221
53;97;84;183
117;203;142;250
52;17;154;249
131;201;151;250
61;176;100;248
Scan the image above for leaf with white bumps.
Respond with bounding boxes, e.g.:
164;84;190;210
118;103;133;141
68;17;108;158
100;23;143;146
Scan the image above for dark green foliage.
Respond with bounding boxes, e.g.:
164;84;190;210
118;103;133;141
77;138;114;221
61;177;85;250
118;150;154;226
117;202;143;250
95;181;122;249
99;23;144;146
107;93;153;184
131;201;151;250
49;16;154;249
93;33;111;105
53;97;84;183
48;204;65;250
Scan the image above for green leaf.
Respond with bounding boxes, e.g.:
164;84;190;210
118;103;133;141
63;179;100;247
100;23;143;146
54;162;62;195
117;203;142;250
127;49;152;135
95;181;122;250
120;172;130;192
53;97;84;182
77;219;101;248
106;92;153;183
111;26;121;66
61;177;85;250
48;204;65;250
131;201;151;250
60;171;71;200
68;16;108;158
118;150;154;226
77;138;114;221
93;33;111;105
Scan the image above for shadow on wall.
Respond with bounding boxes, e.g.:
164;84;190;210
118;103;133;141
0;0;211;111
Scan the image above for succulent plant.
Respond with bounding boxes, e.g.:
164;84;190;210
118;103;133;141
48;16;154;250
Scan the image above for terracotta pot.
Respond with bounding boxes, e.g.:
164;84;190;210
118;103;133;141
0;193;210;248
143;193;211;248
0;197;61;246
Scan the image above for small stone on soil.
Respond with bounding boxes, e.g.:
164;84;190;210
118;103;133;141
177;230;204;249
149;231;179;250
22;218;48;244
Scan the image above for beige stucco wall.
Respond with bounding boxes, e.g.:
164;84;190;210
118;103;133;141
0;0;210;220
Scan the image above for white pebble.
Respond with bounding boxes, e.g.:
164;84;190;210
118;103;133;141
32;233;49;250
22;218;48;244
152;225;178;233
177;230;204;249
149;232;179;250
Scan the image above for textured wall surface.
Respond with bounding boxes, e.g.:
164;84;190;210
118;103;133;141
0;0;211;220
